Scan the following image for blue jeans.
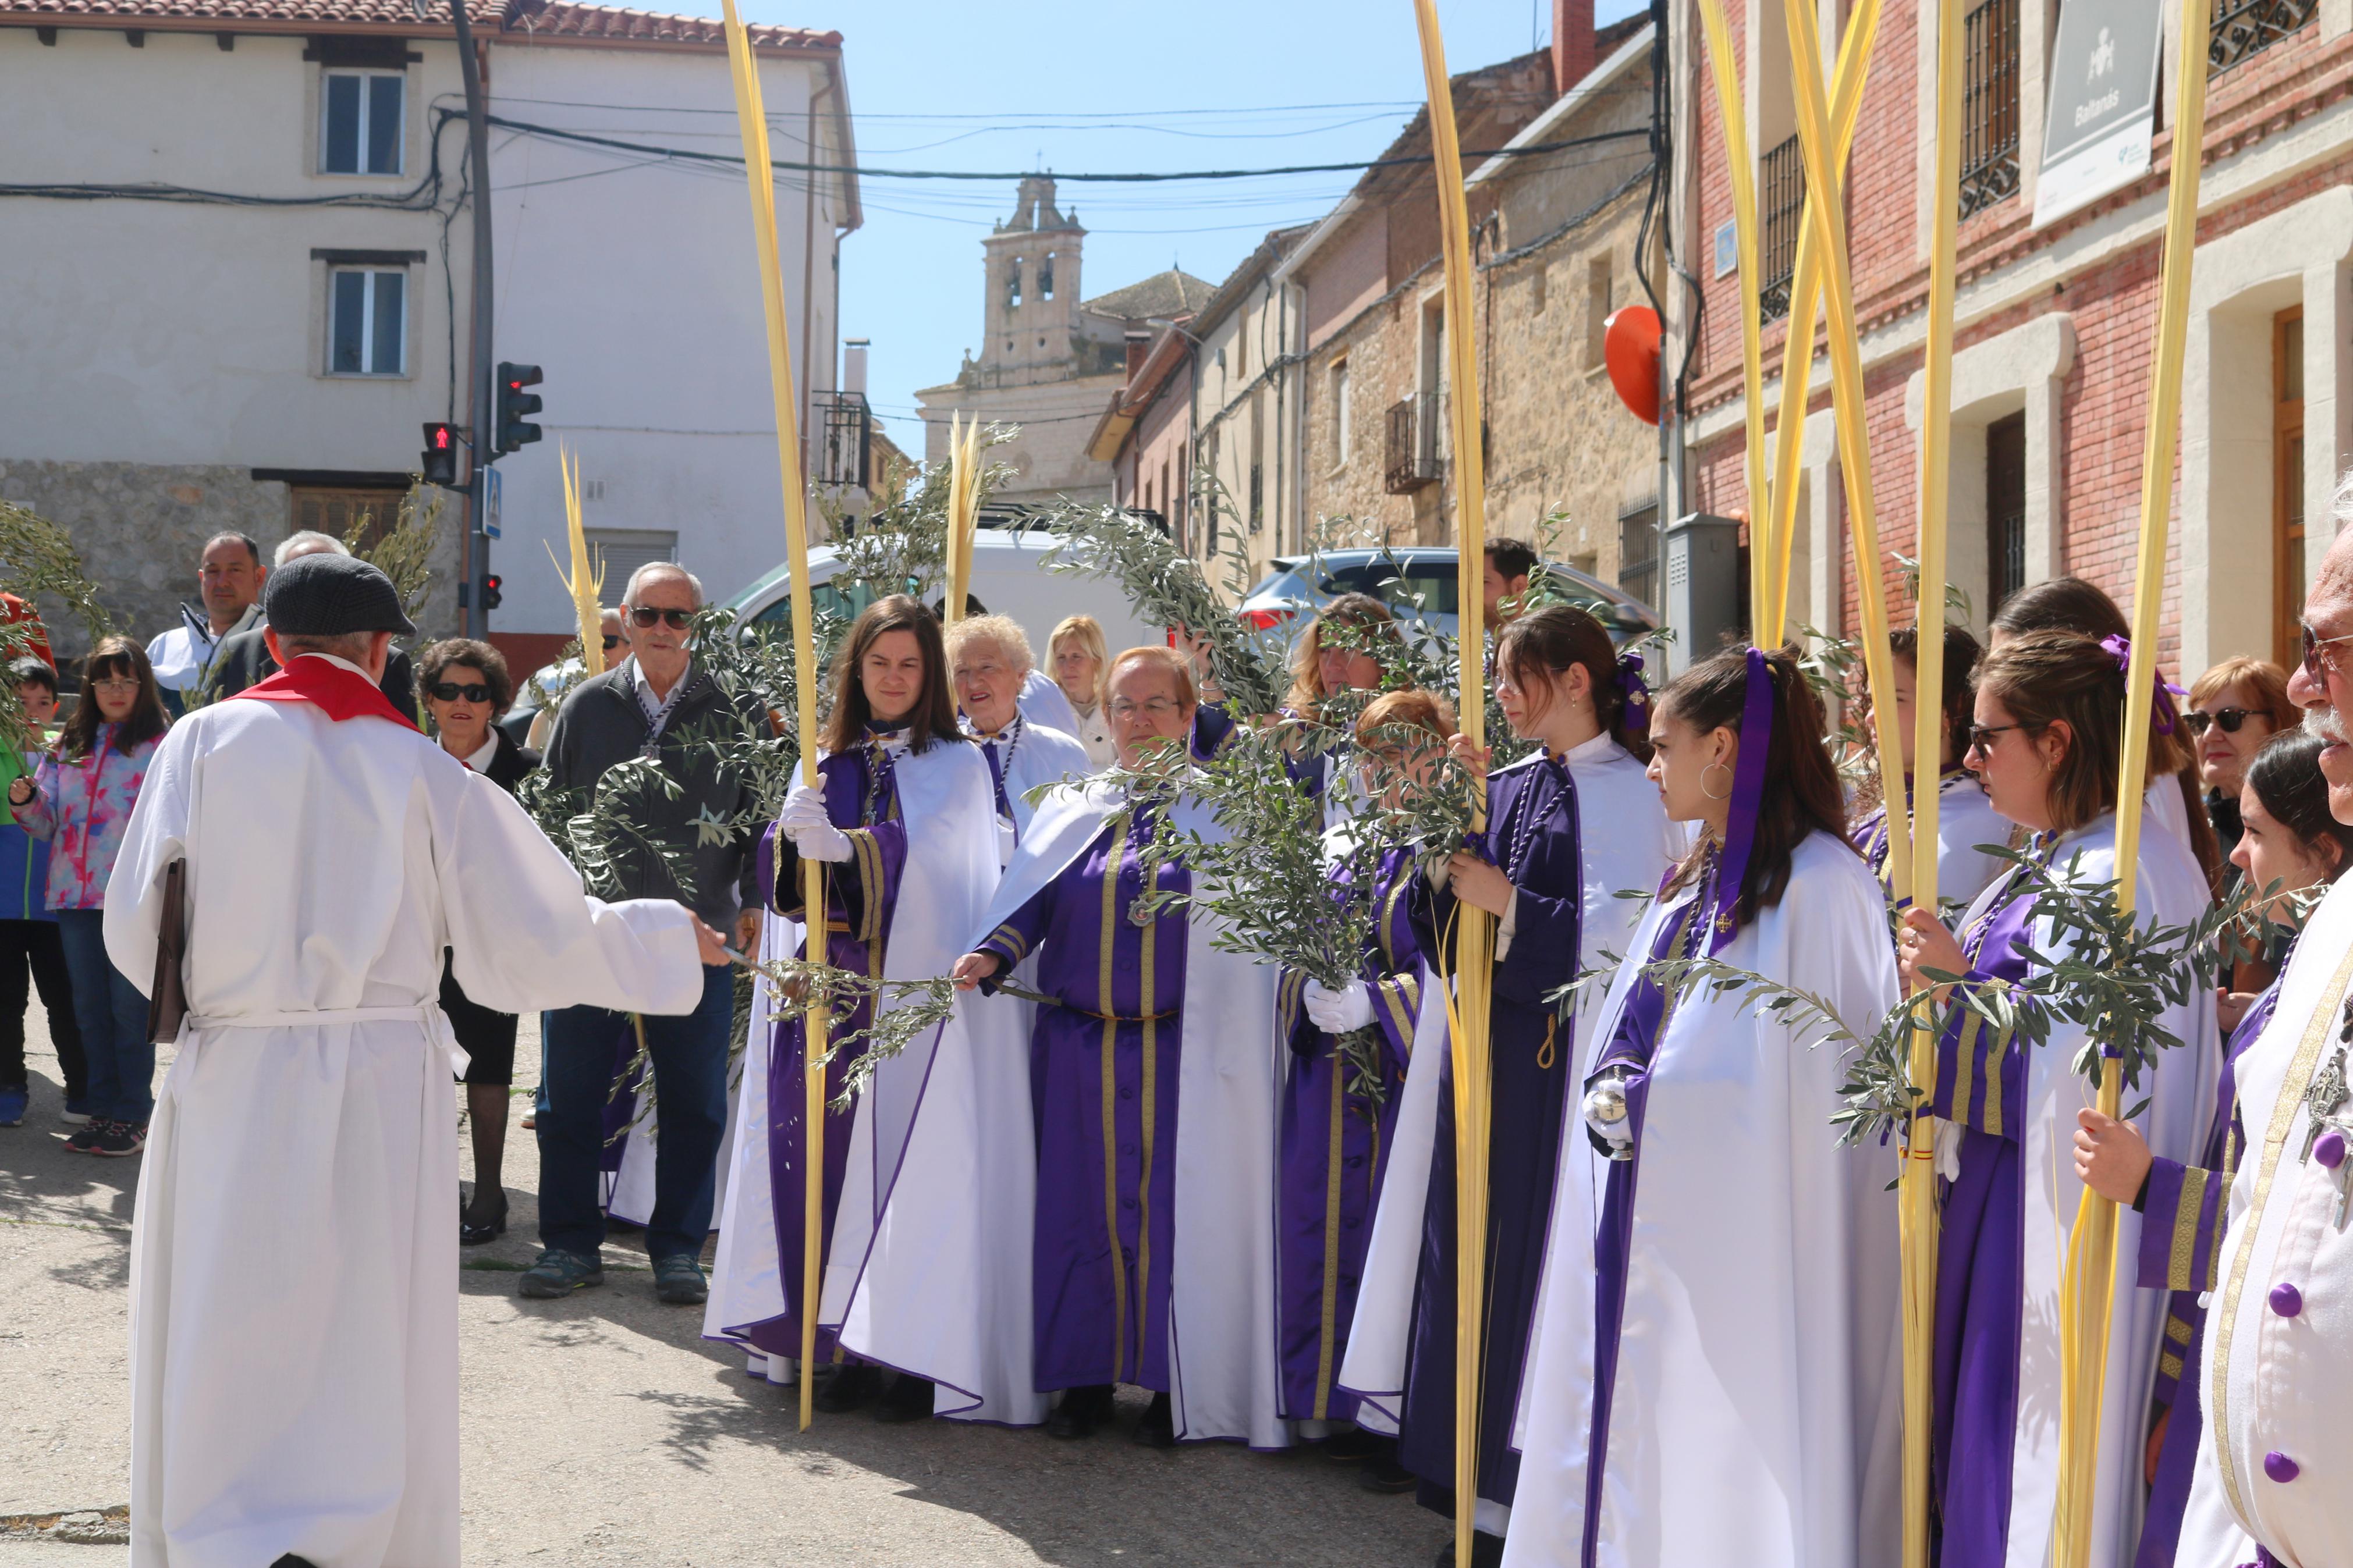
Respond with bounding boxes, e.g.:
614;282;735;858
536;964;733;1263
54;909;154;1125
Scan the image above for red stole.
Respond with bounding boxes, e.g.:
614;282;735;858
227;654;418;731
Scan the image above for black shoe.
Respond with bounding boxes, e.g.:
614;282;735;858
1133;1389;1176;1448
1433;1533;1506;1568
652;1254;708;1305
1360;1444;1418;1493
1322;1425;1385;1462
459;1188;509;1246
63;1119;104;1154
516;1248;604;1298
875;1373;935;1423
272;1556;322;1568
90;1119;145;1157
813;1363;876;1414
1047;1384;1114;1440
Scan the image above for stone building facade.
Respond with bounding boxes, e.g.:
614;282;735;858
1675;0;2353;671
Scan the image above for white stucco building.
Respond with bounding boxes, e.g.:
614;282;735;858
0;0;857;667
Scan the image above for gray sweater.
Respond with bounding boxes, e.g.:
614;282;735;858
541;658;766;927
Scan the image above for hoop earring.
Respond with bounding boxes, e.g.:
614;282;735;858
1701;760;1734;801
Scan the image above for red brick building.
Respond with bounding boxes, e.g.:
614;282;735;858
1674;0;2350;671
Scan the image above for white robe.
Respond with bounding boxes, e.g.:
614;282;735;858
1503;830;1904;1568
1337;735;1676;1482
1931;770;2020;909
702;904;802;1382
1017;668;1084;740
105;682;700;1568
980;716;1094;854
2195;869;2353;1568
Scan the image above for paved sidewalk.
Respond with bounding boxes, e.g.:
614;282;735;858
0;1011;1445;1566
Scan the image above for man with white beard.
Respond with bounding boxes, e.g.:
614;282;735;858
104;553;725;1568
2183;503;2353;1567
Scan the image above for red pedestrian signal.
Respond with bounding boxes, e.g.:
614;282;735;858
421;422;460;486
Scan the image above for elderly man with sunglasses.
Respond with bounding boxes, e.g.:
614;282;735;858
2168;507;2353;1568
523;562;768;1307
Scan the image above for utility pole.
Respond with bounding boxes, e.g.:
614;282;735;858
451;0;495;640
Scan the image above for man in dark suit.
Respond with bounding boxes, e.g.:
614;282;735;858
207;531;416;715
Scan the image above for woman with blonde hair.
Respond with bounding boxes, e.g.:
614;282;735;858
1046;614;1115;766
1283;593;1403;825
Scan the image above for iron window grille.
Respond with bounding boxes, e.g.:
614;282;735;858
1758;136;1805;323
811;392;871;489
1960;0;2022;218
2211;0;2317;72
1385;393;1440;495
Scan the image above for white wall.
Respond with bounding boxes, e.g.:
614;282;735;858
482;42;846;634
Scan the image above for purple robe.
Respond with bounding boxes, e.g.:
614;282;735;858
2131;970;2273;1568
1930;854;2042;1562
1397;756;1585;1512
746;740;907;1364
1276;845;1425;1423
975;805;1191;1392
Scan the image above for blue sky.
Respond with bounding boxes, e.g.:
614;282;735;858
737;0;1651;454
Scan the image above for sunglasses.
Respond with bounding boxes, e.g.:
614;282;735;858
2181;707;2263;737
1964;721;2036;756
2301;621;2353;680
602;634;622;652
627;607;694;630
428;681;494;704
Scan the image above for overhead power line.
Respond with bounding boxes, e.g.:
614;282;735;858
477;112;1652;183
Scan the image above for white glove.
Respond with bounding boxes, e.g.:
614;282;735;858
1933;1117;1961;1183
779;784;853;863
1304;979;1378;1034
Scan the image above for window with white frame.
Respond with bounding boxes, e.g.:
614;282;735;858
328;268;405;375
321;70;404;175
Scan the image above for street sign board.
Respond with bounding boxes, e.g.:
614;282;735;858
2032;0;2166;228
483;466;502;540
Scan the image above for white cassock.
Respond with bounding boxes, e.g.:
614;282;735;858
974;714;1094;861
1018;669;1083;739
1338;735;1676;1485
2191;869;2353;1568
1501;829;1904;1568
703;901;802;1382
105;663;700;1568
1933;770;2020;907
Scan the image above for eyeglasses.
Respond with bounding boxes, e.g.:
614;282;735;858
2182;707;2262;737
1965;721;2034;756
601;634;622;652
2301;621;2353;681
627;607;694;630
89;676;139;692
1108;697;1184;721
428;681;494;704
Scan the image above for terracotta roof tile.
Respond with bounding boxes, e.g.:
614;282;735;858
0;0;837;50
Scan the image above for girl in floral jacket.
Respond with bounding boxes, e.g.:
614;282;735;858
9;636;168;1156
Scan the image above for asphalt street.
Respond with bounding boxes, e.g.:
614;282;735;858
0;1008;1444;1566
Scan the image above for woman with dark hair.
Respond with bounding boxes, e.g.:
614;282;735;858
1896;630;2218;1568
1502;645;1903;1568
1275;689;1451;1483
1988;575;2224;891
2073;730;2352;1568
1851;624;2014;906
1339;605;1674;1560
418;637;539;1243
8;636;169;1157
709;594;996;1423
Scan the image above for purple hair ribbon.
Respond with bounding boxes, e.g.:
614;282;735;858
1705;646;1777;955
2099;633;2189;735
1614;652;1652;734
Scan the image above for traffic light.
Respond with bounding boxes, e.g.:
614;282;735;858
481;574;503;612
495;362;542;454
420;421;459;486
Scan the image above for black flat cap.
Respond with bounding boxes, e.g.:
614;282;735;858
262;552;417;637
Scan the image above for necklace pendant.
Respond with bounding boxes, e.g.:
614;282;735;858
1127;895;1157;930
2301;1045;2350;1163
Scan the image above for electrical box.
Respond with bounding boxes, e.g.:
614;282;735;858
1662;513;1743;677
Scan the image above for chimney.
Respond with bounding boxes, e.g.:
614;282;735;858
843;338;869;398
1124;329;1151;383
1553;0;1595;96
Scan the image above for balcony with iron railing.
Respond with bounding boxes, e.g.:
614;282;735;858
1960;0;2022;218
811;391;872;489
1758;135;1805;323
1385;393;1440;494
2212;0;2318;70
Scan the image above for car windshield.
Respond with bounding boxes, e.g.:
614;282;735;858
1319;557;1459;616
748;575;878;635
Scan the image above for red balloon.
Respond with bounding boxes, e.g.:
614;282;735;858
1603;305;1662;426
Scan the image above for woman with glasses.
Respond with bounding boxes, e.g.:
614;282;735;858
1339;606;1674;1563
418;638;538;1243
709;595;998;1424
2185;658;2296;859
2073;729;2352;1568
1850;623;2014;908
7;637;169;1158
1503;644;1902;1568
1896;630;2219;1568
